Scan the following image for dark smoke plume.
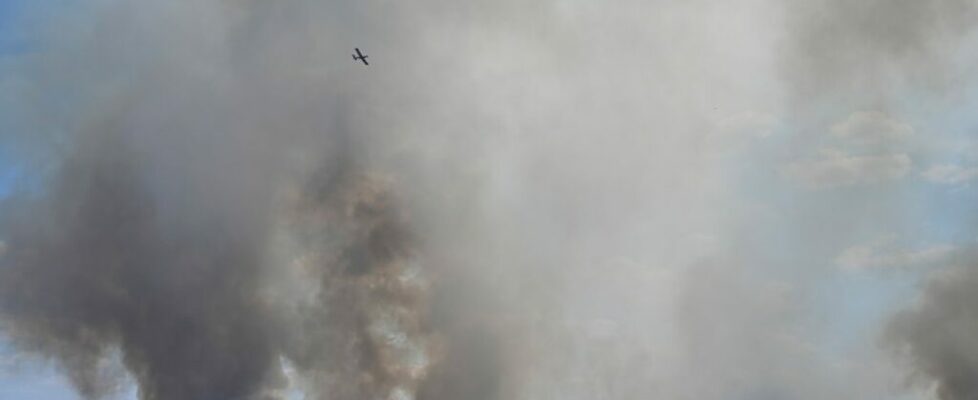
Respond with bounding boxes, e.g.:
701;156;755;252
0;124;443;399
278;169;436;400
887;261;978;400
0;126;284;399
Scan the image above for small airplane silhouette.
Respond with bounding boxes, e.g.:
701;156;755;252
353;48;369;66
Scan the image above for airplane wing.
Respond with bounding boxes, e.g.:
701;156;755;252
362;58;369;66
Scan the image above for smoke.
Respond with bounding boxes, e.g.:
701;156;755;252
0;0;540;398
783;0;978;103
0;125;282;398
277;169;435;400
4;0;976;399
0;2;426;399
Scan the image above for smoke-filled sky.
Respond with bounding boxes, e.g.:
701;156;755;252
2;1;978;399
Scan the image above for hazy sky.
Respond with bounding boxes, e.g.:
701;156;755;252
2;1;978;400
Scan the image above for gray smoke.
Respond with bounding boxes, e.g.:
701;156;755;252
0;0;517;398
8;0;977;399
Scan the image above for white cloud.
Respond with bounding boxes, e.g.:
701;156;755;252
781;149;911;188
921;164;978;185
830;111;913;145
836;235;955;272
782;112;916;188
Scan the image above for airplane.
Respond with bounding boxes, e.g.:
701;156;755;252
353;48;369;65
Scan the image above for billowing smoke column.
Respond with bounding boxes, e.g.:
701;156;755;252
0;0;510;398
0;126;439;400
12;0;978;399
0;0;466;396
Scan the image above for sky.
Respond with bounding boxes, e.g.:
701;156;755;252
1;1;978;400
0;1;77;398
0;1;45;396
